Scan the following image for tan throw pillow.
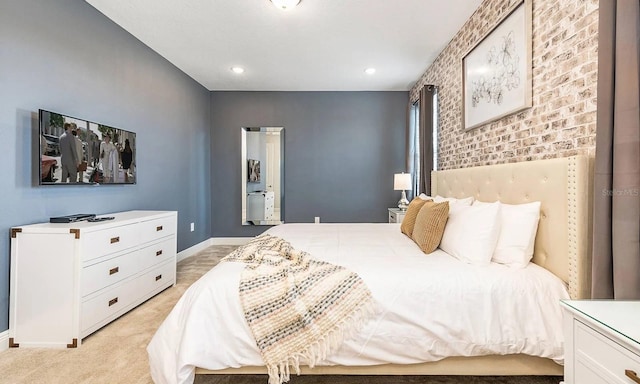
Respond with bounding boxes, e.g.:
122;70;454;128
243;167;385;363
412;201;450;254
400;197;430;237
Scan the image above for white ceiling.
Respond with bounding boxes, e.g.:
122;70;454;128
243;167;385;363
85;0;482;91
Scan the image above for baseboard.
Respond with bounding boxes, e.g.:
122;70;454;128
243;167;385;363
0;330;9;352
177;237;252;262
177;238;214;263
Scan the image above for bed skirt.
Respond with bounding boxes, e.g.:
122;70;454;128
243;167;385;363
195;354;563;376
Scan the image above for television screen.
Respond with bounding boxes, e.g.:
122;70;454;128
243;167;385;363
39;109;136;185
248;159;261;182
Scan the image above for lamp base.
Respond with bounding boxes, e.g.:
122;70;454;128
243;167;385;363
397;190;409;211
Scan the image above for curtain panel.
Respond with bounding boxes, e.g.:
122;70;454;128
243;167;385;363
591;0;640;299
406;101;415;199
419;85;435;195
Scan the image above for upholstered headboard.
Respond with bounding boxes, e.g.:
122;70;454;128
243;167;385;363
431;156;593;299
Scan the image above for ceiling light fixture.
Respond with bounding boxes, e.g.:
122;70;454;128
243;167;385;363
270;0;301;11
231;67;245;74
365;68;376;75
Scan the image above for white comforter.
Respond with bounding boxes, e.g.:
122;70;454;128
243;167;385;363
148;223;569;384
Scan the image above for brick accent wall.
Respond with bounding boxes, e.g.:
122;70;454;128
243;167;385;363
410;0;598;170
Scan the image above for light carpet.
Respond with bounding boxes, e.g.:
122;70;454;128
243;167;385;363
0;245;563;384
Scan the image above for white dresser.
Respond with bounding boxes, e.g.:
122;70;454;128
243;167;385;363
247;191;275;222
562;300;640;384
9;210;177;348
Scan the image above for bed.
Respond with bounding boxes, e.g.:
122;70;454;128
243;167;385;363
148;155;593;384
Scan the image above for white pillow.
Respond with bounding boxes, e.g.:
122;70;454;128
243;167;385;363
434;195;474;213
420;194;474;204
418;193;433;200
474;200;541;268
439;201;502;266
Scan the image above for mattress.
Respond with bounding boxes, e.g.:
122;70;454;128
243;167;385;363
147;223;569;384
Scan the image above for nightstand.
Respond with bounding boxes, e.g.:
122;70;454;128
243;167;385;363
561;300;640;384
388;208;406;223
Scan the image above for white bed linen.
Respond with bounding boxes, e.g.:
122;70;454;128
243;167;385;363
148;223;569;384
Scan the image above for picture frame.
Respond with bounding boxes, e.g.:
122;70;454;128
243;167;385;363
247;159;261;182
462;0;532;131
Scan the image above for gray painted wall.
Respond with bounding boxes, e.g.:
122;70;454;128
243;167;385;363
211;91;408;237
0;0;212;331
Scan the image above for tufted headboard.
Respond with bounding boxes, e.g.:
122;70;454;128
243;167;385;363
431;156;593;299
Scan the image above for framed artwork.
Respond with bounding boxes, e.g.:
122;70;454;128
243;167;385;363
248;159;261;182
462;0;532;130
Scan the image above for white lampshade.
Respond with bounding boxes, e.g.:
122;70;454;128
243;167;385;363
270;0;301;10
394;173;412;191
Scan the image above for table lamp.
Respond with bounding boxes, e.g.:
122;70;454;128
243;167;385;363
394;173;412;211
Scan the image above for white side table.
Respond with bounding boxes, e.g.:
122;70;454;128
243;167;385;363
561;300;640;384
388;208;406;223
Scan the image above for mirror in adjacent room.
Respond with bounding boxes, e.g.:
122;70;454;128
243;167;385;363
241;127;284;225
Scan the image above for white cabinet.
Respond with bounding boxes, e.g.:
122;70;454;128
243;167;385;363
388;208;406;223
562;300;640;384
247;191;274;222
9;210;177;348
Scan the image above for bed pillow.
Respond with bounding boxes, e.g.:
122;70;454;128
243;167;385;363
400;197;430;237
439;201;501;265
418;193;433;200
434;195;474;213
474;201;542;267
411;201;449;254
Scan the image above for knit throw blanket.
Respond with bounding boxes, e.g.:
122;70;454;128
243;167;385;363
222;234;376;384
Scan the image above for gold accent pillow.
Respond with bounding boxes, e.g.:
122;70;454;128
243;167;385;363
400;198;430;237
412;201;450;254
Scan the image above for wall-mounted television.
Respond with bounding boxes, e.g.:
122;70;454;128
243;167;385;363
39;109;136;185
247;159;261;182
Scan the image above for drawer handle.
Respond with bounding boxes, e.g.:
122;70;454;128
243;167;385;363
156;250;163;256
156;225;163;231
108;297;118;307
109;266;119;275
626;370;640;384
110;236;120;244
155;274;162;281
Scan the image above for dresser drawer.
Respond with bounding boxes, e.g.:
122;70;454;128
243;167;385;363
575;320;640;383
81;224;138;261
138;237;176;272
140;216;176;244
80;279;137;333
81;251;139;297
138;261;175;297
388;210;405;223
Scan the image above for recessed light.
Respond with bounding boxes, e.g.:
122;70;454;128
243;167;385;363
270;0;301;11
365;68;376;75
231;67;245;74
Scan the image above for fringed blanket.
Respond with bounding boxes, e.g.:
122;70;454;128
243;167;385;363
222;234;376;384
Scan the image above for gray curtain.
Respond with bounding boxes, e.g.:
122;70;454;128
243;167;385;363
591;0;640;299
419;85;435;195
406;100;415;199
